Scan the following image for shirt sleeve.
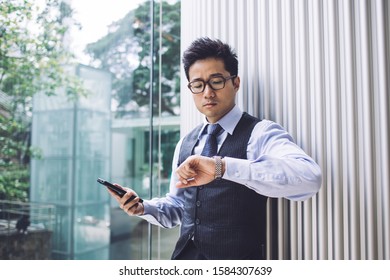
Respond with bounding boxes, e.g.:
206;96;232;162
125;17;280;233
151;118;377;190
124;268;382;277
139;138;185;228
222;120;322;201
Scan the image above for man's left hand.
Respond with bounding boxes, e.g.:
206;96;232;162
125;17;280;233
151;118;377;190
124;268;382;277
175;155;224;188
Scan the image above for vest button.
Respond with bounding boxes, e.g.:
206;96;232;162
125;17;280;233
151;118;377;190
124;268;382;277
195;218;200;225
196;201;201;207
199;186;204;190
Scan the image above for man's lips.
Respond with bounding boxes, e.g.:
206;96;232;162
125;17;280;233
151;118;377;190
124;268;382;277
203;102;217;107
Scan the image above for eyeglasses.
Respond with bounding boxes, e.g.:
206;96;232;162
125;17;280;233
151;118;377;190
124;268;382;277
187;75;236;94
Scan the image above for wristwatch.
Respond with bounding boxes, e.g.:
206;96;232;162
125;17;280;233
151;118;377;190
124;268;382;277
213;156;223;180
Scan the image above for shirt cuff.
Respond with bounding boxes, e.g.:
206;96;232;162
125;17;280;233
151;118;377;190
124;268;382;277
139;201;157;220
223;156;252;181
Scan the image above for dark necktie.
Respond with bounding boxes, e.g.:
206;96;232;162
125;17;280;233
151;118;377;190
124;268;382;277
201;124;222;157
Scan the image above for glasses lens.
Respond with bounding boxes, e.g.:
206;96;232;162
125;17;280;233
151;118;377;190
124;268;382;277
189;80;204;93
209;77;225;90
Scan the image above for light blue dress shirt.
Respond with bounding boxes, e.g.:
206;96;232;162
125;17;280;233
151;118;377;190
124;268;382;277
141;105;322;228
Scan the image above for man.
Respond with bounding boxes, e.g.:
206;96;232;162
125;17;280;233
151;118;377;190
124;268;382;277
108;37;322;260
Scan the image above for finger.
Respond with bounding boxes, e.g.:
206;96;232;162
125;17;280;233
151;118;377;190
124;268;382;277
107;188;122;202
106;184;127;200
176;174;197;186
176;167;195;179
178;157;198;173
120;191;137;206
176;178;197;188
123;197;143;215
176;165;198;182
183;162;196;173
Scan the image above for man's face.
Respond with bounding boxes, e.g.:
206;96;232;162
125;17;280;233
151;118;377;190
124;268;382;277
188;58;240;123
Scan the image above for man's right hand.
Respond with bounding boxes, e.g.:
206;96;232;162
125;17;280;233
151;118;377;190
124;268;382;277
107;184;144;216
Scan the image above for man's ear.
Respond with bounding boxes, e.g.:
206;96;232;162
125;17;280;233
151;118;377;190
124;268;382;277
234;76;240;90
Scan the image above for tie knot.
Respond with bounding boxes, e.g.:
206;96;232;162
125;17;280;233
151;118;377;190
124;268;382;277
206;123;222;136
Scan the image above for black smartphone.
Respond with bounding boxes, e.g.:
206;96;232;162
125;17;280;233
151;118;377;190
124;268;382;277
97;178;143;204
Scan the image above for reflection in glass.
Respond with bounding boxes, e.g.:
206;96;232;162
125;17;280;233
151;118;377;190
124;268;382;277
85;0;181;260
27;0;182;260
31;65;112;259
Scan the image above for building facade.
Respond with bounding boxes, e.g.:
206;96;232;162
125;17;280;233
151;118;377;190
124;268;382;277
180;0;389;260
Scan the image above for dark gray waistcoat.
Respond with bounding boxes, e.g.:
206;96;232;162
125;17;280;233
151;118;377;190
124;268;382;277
171;112;268;260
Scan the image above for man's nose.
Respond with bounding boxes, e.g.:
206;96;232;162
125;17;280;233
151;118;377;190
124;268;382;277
203;83;215;97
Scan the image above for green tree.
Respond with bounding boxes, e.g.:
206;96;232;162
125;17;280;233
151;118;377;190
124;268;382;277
0;113;33;202
86;0;181;117
0;0;83;201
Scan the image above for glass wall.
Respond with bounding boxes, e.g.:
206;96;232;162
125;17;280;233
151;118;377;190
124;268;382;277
5;0;182;260
106;0;181;260
28;0;182;260
31;65;112;259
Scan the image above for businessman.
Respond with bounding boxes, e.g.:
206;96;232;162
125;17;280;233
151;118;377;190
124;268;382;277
108;37;322;260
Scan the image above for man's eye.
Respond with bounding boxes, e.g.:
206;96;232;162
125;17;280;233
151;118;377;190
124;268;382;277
210;78;224;85
191;82;203;89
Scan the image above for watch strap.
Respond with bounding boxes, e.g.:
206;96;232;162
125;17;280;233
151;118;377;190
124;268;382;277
213;156;222;180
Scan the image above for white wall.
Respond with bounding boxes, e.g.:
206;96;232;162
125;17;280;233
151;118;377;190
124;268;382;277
180;0;389;260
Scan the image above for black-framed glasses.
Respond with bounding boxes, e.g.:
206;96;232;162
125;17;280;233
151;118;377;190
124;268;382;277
187;75;236;94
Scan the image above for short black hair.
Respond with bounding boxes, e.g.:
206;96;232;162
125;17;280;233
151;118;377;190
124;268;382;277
182;37;238;81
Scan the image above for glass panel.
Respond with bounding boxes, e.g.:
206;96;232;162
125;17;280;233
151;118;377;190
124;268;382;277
5;0;181;260
153;0;181;117
31;110;74;157
30;63;111;259
77;66;112;111
76;159;108;203
150;0;181;260
76;111;110;159
51;206;72;259
108;0;181;260
30;158;72;204
74;204;110;257
74;248;110;260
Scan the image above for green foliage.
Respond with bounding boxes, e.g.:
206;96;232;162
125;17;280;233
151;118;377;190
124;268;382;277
0;0;85;113
0;0;83;201
86;1;181;117
0;114;38;201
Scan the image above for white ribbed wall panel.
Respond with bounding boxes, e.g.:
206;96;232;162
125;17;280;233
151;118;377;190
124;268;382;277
180;0;389;260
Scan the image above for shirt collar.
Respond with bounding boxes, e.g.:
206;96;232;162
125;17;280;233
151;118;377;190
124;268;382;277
198;105;242;139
